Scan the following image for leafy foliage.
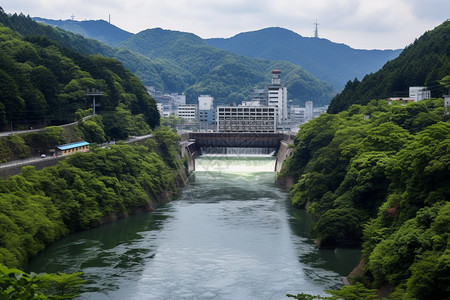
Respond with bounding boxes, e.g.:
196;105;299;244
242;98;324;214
0;264;85;299
0;10;159;131
281;98;449;298
328;20;450;113
0;128;182;269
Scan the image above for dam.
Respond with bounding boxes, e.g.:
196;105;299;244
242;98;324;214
179;132;295;173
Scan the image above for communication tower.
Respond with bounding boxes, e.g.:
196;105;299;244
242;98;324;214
314;19;319;38
86;88;103;115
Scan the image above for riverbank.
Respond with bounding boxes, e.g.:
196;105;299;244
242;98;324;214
0;128;187;269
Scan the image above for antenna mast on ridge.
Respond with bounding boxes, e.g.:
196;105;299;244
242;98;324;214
314;19;319;38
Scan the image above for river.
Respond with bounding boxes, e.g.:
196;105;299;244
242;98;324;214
27;155;360;299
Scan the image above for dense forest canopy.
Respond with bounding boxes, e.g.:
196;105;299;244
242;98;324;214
280;97;450;299
328;20;450;114
0;10;159;131
117;28;337;106
0;127;183;270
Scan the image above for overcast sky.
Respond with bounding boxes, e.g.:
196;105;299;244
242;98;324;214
2;0;449;49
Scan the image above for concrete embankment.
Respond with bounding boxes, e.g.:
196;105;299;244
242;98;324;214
0;156;64;180
275;140;293;173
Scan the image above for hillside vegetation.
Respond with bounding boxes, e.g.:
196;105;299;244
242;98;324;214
280;98;449;298
328;21;450;114
27;13;336;106
0;12;159;132
207;27;401;91
0;127;183;269
0;9;195;94
118;28;336;106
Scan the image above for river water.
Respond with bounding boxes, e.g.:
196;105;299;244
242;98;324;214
27;156;360;300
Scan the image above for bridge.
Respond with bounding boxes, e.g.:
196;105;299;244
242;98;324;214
179;132;295;172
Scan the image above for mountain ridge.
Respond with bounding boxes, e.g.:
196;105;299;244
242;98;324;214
118;27;336;106
206;27;402;90
33;18;401;92
33;17;133;46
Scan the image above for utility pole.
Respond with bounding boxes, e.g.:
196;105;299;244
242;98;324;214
314;19;319;38
86;88;103;115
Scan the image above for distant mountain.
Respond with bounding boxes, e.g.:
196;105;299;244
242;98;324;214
206;27;402;91
328;20;450;113
13;15;335;106
117;28;336;106
33;17;133;46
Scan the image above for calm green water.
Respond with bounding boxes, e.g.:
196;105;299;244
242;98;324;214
27;156;360;300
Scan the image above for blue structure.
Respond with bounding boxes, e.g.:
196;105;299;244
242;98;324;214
56;141;89;156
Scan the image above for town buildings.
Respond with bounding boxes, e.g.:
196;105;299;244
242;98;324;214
149;70;327;132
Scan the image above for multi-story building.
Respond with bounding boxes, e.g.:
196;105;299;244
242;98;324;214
267;70;288;124
198;95;215;129
176;104;198;122
172;93;186;106
290;106;305;125
409;87;431;101
251;89;268;104
304;101;314;122
216;106;277;133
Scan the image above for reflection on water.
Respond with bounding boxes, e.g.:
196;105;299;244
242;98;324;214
27;156;360;299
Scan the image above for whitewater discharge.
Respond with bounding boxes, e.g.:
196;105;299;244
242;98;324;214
194;155;276;173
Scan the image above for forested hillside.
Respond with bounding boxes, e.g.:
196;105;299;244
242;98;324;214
118;28;336;106
206;27;401;91
28;13;336;106
328;21;450;114
0;12;159;131
280;98;449;299
34;17;133;46
0;127;183;270
0;9;195;94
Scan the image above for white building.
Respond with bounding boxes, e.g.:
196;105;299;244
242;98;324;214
216;106;277;133
198;95;214;110
176;104;198;121
251;89;268;104
305;101;314;122
444;94;450;116
156;103;164;116
198;95;215;129
172;93;186;106
290;106;305;124
267;70;288;123
409;87;431;101
242;100;263;107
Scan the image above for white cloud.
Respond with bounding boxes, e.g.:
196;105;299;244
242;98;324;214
1;0;448;49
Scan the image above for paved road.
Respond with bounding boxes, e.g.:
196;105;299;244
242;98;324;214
0;155;59;169
0;133;154;169
0;116;93;137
